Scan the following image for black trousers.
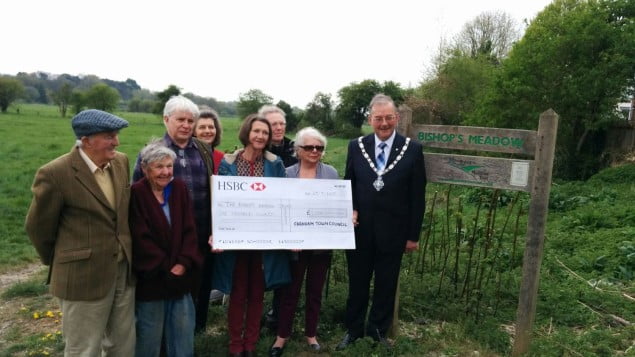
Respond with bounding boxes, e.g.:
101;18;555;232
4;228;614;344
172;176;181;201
344;246;403;337
195;250;215;331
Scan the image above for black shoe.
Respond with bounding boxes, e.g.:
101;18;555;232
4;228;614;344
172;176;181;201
244;351;257;357
368;329;392;349
336;333;358;351
228;353;242;357
268;346;284;357
262;309;278;331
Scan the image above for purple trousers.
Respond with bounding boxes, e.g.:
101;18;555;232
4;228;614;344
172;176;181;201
276;251;331;338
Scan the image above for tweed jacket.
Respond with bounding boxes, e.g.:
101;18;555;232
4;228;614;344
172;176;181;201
25;147;133;301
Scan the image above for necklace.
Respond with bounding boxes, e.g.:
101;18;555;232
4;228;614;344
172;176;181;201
357;136;410;191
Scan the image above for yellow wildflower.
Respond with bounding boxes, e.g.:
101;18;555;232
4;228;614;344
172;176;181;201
33;312;40;319
45;311;55;318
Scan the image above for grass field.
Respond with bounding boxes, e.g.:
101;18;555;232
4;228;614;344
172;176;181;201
1;104;635;356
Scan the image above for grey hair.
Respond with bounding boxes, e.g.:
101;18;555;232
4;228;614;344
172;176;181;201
258;105;286;121
293;126;327;158
368;93;396;113
163;95;200;118
139;138;177;167
75;139;83;148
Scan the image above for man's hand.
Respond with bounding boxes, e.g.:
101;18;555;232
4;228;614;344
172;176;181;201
352;210;359;227
405;240;419;253
170;264;186;276
208;235;223;253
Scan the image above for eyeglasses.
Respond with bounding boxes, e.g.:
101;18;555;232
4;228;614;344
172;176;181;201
300;145;325;152
371;115;397;123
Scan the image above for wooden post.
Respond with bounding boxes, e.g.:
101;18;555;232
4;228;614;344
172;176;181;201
398;104;413;137
387;104;413;339
512;110;558;355
387;276;400;339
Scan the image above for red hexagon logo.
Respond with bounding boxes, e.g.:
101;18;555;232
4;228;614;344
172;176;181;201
250;182;266;191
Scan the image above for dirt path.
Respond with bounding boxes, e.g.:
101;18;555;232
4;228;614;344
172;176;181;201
0;263;45;293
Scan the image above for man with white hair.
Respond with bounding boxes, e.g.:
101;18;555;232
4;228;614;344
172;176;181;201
338;94;426;350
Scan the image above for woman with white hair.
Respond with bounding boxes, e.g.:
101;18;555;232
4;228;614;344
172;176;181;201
269;127;339;356
130;139;203;357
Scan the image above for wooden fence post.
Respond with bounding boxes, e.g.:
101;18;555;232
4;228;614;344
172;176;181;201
387;104;413;340
512;109;559;355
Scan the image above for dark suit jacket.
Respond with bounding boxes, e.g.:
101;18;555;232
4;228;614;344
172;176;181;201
25;147;133;301
344;133;426;253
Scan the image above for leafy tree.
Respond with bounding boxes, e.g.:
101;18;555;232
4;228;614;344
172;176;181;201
22;86;41;103
276;100;300;131
128;89;156;113
453;11;520;61
15;72;48;103
102;78;140;100
412;11;517;125
471;0;635;179
84;83;121;112
303;92;336;134
335;80;405;130
70;90;86;115
0;77;25;113
154;85;181;114
236;89;272;118
418;53;497;125
50;82;73;117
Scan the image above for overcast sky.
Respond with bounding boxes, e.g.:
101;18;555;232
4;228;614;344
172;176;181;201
3;0;552;108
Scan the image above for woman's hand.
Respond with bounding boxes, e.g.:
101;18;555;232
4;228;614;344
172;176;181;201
170;264;186;276
352;210;359;227
208;235;224;253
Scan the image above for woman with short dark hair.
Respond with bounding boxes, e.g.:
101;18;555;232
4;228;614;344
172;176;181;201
210;114;290;357
193;107;224;173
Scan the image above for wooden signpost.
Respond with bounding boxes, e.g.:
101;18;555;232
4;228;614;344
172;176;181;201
395;105;558;355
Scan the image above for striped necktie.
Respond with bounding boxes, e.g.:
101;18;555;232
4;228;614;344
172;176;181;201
377;142;387;171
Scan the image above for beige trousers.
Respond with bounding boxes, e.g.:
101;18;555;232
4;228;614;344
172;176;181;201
59;260;135;357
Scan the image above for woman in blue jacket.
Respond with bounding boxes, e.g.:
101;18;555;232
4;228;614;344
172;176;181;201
210;114;290;357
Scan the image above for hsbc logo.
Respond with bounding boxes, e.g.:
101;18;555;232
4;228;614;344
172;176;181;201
217;181;248;191
250;182;266;191
217;180;267;191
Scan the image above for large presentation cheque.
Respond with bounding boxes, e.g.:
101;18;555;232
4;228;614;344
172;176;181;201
212;175;355;250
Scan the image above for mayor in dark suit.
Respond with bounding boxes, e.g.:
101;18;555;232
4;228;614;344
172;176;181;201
25;110;135;356
338;94;426;350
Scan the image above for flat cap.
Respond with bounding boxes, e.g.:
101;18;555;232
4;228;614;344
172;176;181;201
71;109;129;138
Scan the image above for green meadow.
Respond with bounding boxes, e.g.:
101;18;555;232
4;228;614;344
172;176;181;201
1;104;634;356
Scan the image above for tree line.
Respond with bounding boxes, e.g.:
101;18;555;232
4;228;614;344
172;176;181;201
1;0;633;180
0;73;238;117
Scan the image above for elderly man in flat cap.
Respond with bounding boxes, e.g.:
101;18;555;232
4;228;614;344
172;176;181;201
25;109;135;356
